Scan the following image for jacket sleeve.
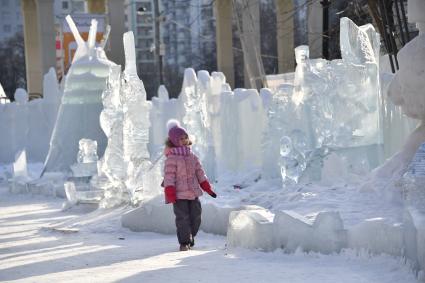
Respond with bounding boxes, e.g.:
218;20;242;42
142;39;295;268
163;157;177;187
194;155;208;184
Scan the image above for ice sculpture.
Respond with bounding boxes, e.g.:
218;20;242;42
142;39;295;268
70;138;98;177
77;139;98;163
95;31;163;208
99;65;126;184
263;17;381;186
43;16;115;173
99;65;125;182
97;65;127;208
121;31;152;200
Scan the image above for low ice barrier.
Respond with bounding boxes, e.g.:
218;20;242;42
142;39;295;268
276;211;346;254
347;217;403;256
403;208;425;275
227;209;275;251
121;198;265;236
121;196;175;234
227;207;425;275
227;209;346;253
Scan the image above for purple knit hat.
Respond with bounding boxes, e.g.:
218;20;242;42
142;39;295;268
167;119;188;147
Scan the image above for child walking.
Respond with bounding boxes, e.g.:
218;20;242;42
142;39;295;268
163;120;217;251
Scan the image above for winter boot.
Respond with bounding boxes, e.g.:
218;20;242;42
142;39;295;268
179;244;189;251
189;236;195;248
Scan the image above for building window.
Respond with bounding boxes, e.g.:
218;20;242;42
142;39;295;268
3;24;11;33
137;2;151;12
137;14;153;24
2;11;10;20
138;38;153;49
73;1;85;12
137;26;153;37
62;1;69;10
138;51;154;61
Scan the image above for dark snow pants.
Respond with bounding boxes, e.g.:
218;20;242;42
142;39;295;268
173;198;202;245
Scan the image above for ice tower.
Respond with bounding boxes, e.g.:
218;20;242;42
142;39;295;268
121;31;152;200
43;16;115;173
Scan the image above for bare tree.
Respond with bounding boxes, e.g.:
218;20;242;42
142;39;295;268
0;33;26;100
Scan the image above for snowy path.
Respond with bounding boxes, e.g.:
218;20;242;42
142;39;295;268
0;186;419;283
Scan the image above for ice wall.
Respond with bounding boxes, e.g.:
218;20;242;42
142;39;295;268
149;86;184;159
220;88;265;174
176;68;265;179
180;70;215;179
0;69;61;163
43;17;114;173
380;54;417;159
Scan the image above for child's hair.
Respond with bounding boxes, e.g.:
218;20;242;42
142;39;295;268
165;136;192;148
165;137;175;148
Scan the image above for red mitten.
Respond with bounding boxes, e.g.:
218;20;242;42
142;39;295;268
200;181;217;198
165;186;176;204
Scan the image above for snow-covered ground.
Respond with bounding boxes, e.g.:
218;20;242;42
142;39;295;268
0;184;419;283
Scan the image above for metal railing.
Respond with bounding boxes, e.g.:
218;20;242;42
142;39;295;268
369;0;418;73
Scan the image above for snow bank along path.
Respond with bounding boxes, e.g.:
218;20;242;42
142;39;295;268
0;187;419;283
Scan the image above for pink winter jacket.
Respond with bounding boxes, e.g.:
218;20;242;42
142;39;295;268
163;150;208;200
